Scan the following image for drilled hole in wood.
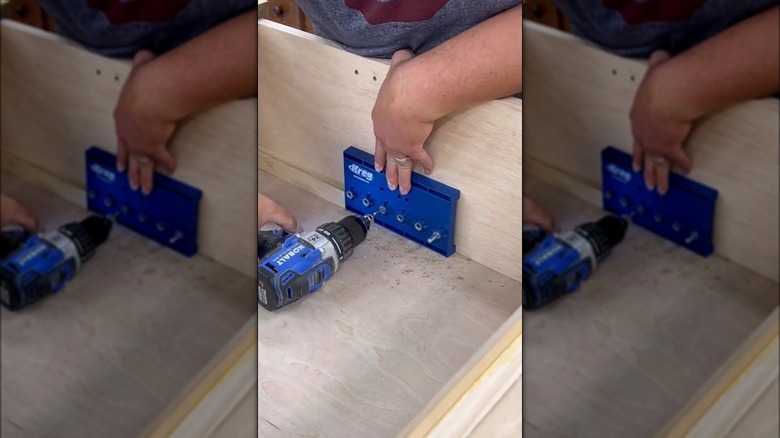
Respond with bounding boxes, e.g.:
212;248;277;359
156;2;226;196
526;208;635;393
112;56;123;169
373;76;377;81
354;69;359;75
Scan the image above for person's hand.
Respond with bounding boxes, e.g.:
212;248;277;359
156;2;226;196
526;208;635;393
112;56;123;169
258;193;301;233
372;49;435;195
630;50;695;195
114;50;178;195
523;197;556;232
1;194;40;231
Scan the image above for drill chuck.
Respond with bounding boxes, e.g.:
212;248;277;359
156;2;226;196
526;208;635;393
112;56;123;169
574;215;628;262
59;216;113;262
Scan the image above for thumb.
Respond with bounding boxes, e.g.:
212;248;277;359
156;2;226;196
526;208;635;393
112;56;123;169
648;49;671;67
390;49;414;69
132;49;155;67
269;211;300;234
522;197;556;233
411;148;434;175
155;149;177;174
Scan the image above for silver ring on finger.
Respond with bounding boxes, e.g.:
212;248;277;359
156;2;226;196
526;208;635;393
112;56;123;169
392;156;412;168
133;156;152;166
649;156;668;166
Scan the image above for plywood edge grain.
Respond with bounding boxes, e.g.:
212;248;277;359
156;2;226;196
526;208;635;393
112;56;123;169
524;21;779;281
140;316;257;438
398;308;522;438
658;307;780;438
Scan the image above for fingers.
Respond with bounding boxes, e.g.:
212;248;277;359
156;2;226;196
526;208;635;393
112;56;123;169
632;140;643;172
374;138;387;172
138;158;155;195
13;206;40;232
269;211;301;234
132;49;155;67
655;159;671;195
411;148;434;175
258;193;301;233
128;155;141;192
117;140;128;172
156;149;177;174
648;49;671;67
385;157;399;191
390;49;414;68
522;197;556;232
0;194;41;232
395;157;413;195
643;155;659;192
670;149;693;174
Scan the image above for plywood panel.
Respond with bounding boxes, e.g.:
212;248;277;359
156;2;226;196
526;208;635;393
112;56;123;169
522;175;778;438
0;173;255;438
0;21;257;278
258;20;523;282
523;22;780;281
400;309;522;438
659;309;779;438
257;171;521;437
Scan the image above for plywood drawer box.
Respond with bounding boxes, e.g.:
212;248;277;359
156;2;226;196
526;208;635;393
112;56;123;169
0;20;257;438
152;19;777;438
14;17;773;438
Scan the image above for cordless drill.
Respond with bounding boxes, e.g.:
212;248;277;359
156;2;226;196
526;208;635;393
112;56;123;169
1;215;113;310
522;215;628;310
257;210;380;311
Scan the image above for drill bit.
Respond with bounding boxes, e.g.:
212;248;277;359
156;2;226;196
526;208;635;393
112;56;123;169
361;206;387;230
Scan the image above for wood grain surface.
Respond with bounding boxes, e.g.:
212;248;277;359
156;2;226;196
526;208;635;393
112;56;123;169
0;21;257;278
400;309;522;438
659;309;779;438
522;175;779;438
0;173;255;438
258;19;523;282
524;22;780;281
257;172;521;437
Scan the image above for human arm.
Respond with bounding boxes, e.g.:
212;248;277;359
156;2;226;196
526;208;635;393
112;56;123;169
115;8;257;194
373;5;522;194
631;5;780;194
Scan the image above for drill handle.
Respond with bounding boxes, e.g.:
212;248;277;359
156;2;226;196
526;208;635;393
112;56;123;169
258;229;290;259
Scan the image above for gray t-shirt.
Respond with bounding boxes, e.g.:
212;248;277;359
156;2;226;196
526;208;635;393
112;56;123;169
37;0;255;58
554;0;778;58
296;0;521;57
